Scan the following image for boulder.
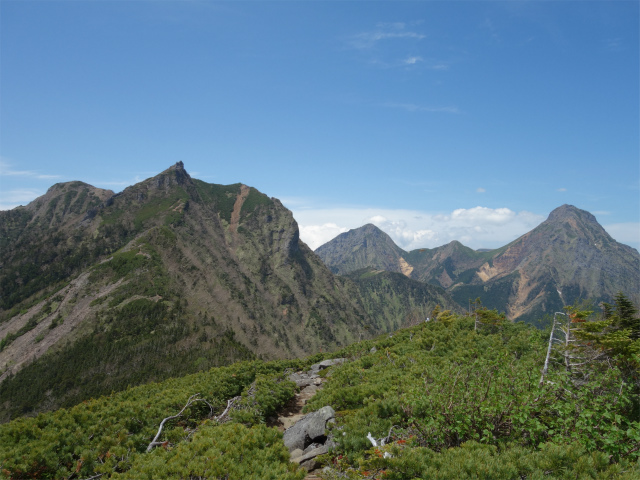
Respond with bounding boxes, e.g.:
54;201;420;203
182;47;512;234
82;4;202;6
283;406;335;452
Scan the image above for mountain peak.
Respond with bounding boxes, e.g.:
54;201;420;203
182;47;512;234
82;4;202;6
315;223;407;276
547;204;598;225
154;161;192;187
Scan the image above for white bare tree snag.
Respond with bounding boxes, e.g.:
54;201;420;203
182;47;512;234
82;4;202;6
146;394;213;452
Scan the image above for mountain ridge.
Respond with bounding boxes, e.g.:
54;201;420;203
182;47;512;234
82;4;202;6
0;163;456;420
316;204;640;322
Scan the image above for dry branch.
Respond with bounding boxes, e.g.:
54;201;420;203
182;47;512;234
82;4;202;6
146;394;213;452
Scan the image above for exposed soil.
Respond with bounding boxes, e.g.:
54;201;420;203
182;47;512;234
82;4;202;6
268;371;327;479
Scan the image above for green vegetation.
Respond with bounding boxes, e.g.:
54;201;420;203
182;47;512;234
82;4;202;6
346;268;457;332
133;189;189;230
0;360;306;479
240;187;272;218
1;299;638;479
194;180;241;223
305;306;639;478
0;303;256;421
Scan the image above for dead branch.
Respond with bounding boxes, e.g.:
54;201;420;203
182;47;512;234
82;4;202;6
146;394;212;452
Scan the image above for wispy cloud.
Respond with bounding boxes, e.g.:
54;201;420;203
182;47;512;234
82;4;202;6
350;30;425;50
381;102;461;114
556;187;567;192
603;37;623;51
348;21;425;50
403;56;423;65
476;187;486;193
0;159;61;180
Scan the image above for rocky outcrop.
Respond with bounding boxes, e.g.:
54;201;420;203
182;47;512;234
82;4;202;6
283;406;335;452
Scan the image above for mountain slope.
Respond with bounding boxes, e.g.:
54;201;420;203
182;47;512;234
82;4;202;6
0;163;371;419
316;205;640;323
458;204;640;322
344;268;462;330
315;224;409;275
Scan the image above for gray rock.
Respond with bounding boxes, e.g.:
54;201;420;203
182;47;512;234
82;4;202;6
325;435;338;450
309;358;347;375
291;444;329;470
288;372;314;388
300;457;321;472
283;406;336;452
304;442;322;454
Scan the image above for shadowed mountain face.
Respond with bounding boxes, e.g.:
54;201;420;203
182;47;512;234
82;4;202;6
316;205;640;324
0;163;452;420
0;163;370;418
315;224;409;275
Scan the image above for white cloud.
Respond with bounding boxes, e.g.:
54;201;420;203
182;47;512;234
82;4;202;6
299;223;349;250
476;187;486;193
403;56;423;65
350;31;425;49
557;187;567;192
430;63;449;71
290;205;545;251
348;22;425;49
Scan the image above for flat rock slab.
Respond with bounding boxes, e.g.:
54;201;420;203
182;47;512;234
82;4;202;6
289;372;315;388
309;358;346;375
291;444;329;464
291;444;330;471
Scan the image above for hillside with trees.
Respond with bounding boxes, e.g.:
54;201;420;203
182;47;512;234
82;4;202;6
1;295;638;479
0;163;454;421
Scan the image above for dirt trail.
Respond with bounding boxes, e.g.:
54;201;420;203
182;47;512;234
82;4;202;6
271;380;323;432
270;360;345;479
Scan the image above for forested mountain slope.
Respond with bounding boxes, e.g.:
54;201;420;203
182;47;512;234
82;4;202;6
0;163;449;421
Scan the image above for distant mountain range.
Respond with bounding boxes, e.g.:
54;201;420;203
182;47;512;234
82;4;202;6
316;205;640;324
0;162;456;420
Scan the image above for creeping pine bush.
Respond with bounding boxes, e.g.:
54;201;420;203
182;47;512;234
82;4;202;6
0;360;304;479
110;422;305;480
307;315;640;479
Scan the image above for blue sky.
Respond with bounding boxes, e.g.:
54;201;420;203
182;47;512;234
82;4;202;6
1;1;638;251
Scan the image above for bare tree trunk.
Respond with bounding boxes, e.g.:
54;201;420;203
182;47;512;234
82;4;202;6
539;312;565;387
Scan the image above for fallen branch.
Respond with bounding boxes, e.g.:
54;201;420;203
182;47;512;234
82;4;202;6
214;396;239;424
146;394;213;452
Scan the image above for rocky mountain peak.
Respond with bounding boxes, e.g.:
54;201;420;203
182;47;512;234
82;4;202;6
152;161;192;189
546;204;599;227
